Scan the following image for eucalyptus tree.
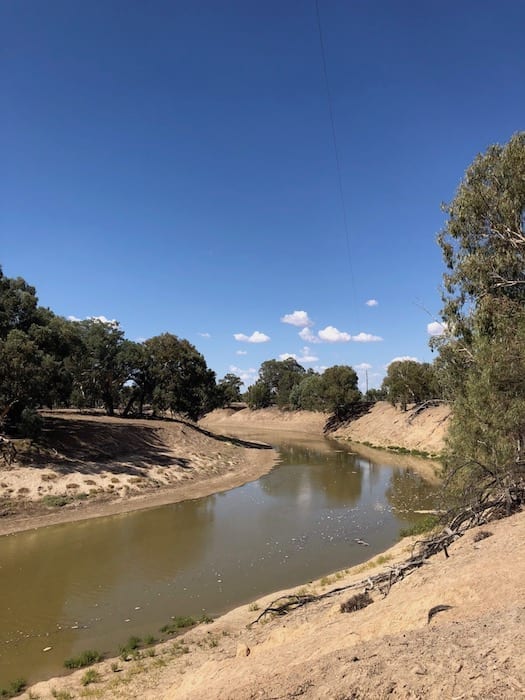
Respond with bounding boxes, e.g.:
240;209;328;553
435;132;525;505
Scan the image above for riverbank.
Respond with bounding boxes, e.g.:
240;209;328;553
24;508;525;699
0;412;278;536
332;401;451;456
202;401;451;457
0;402;448;537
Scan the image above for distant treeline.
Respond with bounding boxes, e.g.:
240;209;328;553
0;266;445;438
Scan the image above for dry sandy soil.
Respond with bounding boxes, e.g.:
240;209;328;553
202;402;451;457
0;411;277;536
332;402;451;456
25;509;525;700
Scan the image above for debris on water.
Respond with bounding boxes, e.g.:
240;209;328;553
354;538;369;546
134;606;141;610
43;646;52;652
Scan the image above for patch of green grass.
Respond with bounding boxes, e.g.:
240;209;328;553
42;495;73;508
160;616;196;635
143;634;157;645
80;669;100;686
119;636;143;660
247;603;259;612
199;613;214;624
399;515;439;538
0;678;27;698
64;649;103;669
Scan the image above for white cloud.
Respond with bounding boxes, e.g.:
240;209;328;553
279;347;319;364
387;356;419;367
355;362;372;371
67;315;82;322
350;332;383;342
234;331;270;343
365;299;378;307
318;325;351;342
229;365;258;387
199;332;211;338
427;321;447;336
281;310;313;327
236;350;248;355
299;327;321;343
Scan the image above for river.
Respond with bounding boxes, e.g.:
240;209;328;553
0;434;437;686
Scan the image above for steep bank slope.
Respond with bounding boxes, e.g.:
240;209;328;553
200;407;329;434
202;402;451;455
332;401;450;454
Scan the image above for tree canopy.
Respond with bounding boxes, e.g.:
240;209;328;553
435;132;525;507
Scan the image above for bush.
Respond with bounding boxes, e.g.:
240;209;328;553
18;408;43;439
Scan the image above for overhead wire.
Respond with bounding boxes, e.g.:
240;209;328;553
314;0;357;314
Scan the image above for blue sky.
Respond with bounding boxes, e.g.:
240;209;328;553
2;1;524;389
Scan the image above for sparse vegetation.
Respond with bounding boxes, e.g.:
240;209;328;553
80;669;100;686
0;678;27;699
64;649;103;669
160;616;197;635
399;515;439;538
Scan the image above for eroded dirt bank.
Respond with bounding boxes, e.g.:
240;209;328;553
203;402;451;456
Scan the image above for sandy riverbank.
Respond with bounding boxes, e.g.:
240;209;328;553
0;412;278;536
0;402;448;537
202;401;451;456
14;403;523;699
24;508;525;699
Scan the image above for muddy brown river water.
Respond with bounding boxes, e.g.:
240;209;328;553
0;434;438;686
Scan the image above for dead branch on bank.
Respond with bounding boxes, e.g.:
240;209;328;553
248;484;524;627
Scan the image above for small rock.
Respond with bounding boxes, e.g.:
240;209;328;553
412;664;428;676
236;643;251;657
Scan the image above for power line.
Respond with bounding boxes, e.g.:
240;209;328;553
315;0;357;310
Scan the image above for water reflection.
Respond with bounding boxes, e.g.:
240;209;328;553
259;443;363;507
0;436;437;686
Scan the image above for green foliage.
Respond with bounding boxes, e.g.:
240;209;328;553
160;615;197;634
364;387;387;402
63;649;103;669
399;515;439;538
216;373;243;406
18;408;43;439
0;678;27;699
289;372;325;411
246;379;272;409
320;365;361;417
81;669;101;686
438;132;525;334
145;334;217;421
256;358;306;409
382;360;439;411
436;133;525;507
42;495;73;508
